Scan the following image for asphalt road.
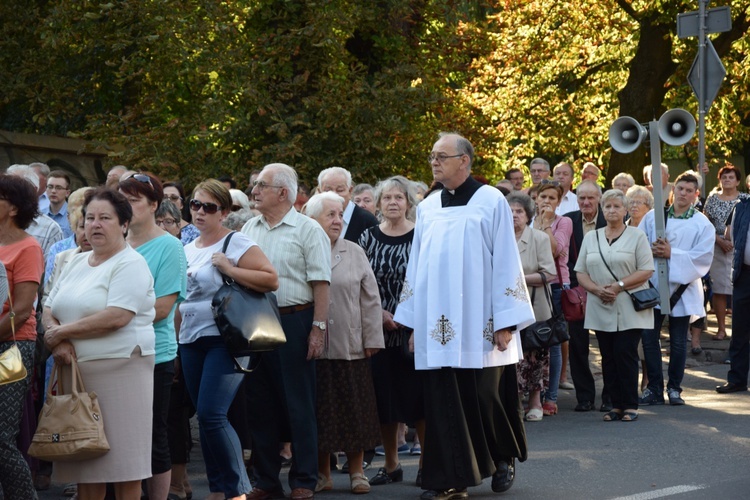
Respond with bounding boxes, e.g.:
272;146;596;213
38;328;750;500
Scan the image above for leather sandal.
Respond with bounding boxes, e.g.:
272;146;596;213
542;401;558;416
524;408;543;421
603;411;622;422
350;472;370;494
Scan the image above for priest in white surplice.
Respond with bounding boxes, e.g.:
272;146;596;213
638;171;714;406
394;132;535;499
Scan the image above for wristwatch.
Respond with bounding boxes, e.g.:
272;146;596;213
312;321;327;331
617;280;625;290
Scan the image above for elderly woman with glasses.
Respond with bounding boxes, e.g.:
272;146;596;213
612;173;636;194
155;199;183;239
625;186;654;229
177;179;278;500
163;181;200;245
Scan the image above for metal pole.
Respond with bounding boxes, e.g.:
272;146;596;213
650;122;671;315
698;0;708;187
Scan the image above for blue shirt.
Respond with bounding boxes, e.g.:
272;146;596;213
47;201;73;239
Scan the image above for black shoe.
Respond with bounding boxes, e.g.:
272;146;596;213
716;382;748;394
574;401;594;412
369;464;403;485
667;388;685;406
491;457;515;493
599;400;613;412
420;488;468;500
416;468;422;488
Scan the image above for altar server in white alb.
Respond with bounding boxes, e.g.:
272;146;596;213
638;171;714;406
394;132;535;500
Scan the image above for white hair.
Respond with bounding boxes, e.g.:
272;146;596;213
262;163;298;203
305;192;344;219
6;164;39;190
230;189;251;210
29;162;50;177
318;166;353;189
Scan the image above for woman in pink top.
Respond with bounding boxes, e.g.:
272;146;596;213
532;181;573;415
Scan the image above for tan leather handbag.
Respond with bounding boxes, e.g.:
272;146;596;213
0;289;28;386
28;358;110;462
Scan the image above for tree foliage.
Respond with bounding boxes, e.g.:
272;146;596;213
1;0;749;189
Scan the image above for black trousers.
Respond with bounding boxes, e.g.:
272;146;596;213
595;329;641;411
421;365;526;491
569;320;609;405
246;307;317;492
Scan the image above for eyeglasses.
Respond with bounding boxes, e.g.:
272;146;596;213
164;195;182;202
540;179;560;186
46;184;68;191
252;180;283;190
156;218;177;227
189;199;222;214
629;200;647;207
121;173;154;190
427;153;464;164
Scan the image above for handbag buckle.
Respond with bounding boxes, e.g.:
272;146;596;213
52;434;60;442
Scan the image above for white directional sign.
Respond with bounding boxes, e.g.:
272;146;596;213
677;5;732;38
688;39;726;111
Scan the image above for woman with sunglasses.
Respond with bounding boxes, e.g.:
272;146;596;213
178;179;278;500
532;181;572;416
164;181;200;245
118;172;189;500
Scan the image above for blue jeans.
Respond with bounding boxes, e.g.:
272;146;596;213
180;336;250;497
544;285;566;403
642;313;690;394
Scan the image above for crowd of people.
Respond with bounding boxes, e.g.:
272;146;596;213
0;139;748;500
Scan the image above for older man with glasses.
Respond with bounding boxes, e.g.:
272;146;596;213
242;163;331;500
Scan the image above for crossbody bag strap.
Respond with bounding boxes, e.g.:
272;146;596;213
595;230;636;301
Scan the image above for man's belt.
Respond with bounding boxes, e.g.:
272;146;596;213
278;302;314;315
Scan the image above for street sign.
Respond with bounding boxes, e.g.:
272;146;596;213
688;39;726;111
677;5;732;38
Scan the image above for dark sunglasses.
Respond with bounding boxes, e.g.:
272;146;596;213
120;173;154;190
189;199;222;214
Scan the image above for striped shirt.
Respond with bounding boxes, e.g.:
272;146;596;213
241;207;331;307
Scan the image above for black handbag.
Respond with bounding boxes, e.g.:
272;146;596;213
521;274;570;352
595;230;660;311
211;232;286;371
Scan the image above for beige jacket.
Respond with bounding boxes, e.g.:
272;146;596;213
324;238;385;360
517;225;556;323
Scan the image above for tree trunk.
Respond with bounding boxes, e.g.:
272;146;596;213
608;16;677;186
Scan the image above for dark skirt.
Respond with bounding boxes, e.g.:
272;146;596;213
316;358;381;453
371;337;425;425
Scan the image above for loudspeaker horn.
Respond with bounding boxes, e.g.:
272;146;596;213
609;117;647;154
657;108;696;146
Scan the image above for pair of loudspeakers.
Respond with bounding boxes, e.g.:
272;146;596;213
608;109;696;153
